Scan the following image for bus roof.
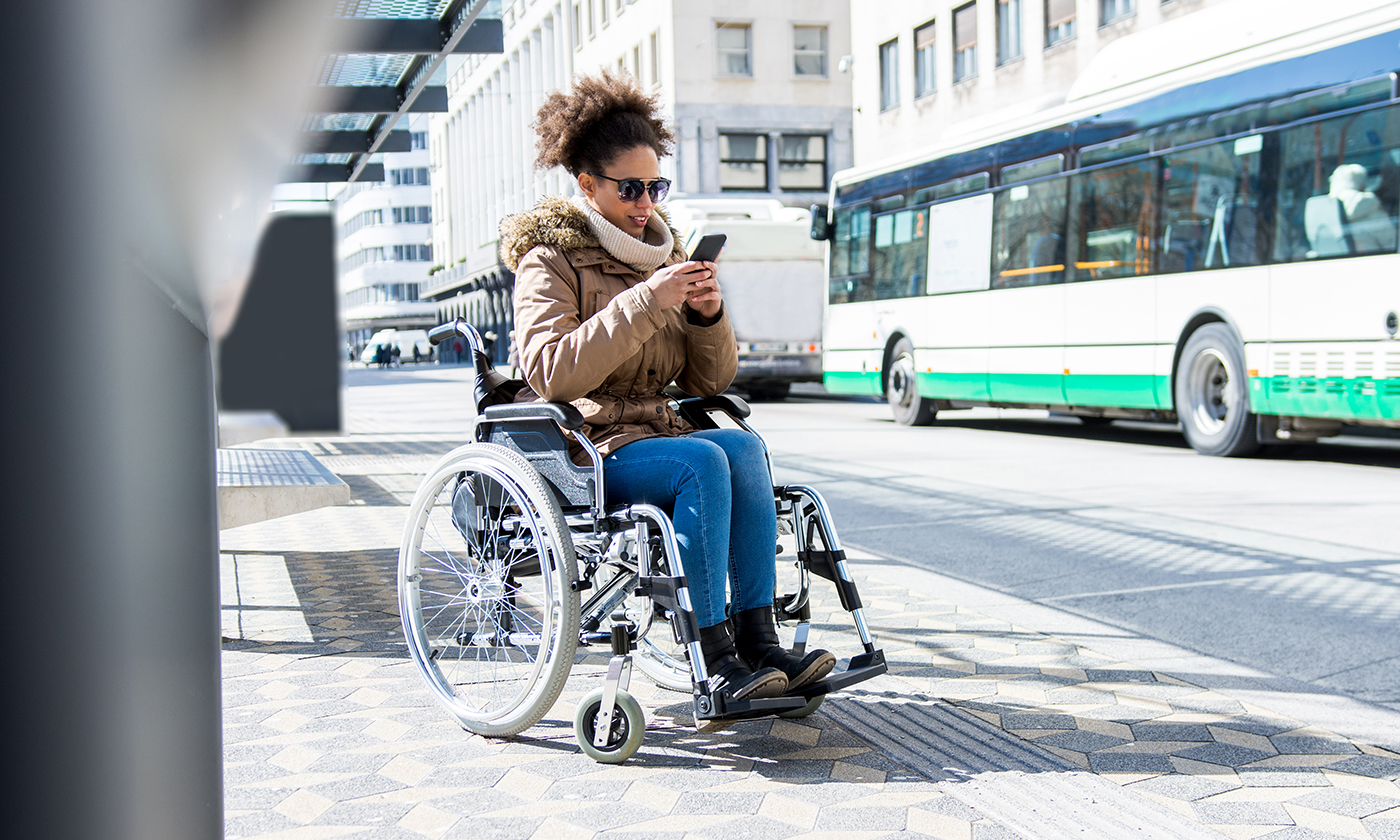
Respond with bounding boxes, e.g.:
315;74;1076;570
832;0;1400;197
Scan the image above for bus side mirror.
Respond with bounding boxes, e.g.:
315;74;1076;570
809;205;833;241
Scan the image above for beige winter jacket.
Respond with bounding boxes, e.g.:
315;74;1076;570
499;197;739;463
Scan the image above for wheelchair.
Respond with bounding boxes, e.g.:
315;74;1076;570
398;321;886;763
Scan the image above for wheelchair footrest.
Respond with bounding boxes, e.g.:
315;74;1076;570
695;693;809;722
794;648;887;699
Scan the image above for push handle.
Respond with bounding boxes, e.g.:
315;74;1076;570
427;319;494;378
428;321;461;346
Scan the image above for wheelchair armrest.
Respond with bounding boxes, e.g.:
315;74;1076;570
676;394;752;430
481;401;586;431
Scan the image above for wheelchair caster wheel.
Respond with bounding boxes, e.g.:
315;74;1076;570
575;687;645;763
776;694;824;719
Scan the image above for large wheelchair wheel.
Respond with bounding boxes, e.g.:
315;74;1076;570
632;610;693;692
399;443;580;737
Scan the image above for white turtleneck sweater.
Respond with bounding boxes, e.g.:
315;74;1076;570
571;195;674;274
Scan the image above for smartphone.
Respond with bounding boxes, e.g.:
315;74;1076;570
688;232;726;263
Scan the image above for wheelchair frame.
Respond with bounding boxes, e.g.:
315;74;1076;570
398;321;885;762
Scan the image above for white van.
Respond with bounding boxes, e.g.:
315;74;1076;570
360;329;432;365
667;199;825;401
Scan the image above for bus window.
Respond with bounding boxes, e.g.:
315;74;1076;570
830;204;872;303
872;207;929;299
991;176;1069;288
1069;160;1160;281
1273;104;1400;262
1159;136;1267;273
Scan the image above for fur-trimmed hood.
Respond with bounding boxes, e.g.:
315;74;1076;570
498;196;686;272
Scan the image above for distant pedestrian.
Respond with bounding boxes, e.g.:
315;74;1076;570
391;344;401;367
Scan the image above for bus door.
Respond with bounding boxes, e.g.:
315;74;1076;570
1062;160;1161;409
922;195;992;401
985;177;1069;405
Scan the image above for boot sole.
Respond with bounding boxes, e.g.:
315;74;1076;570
730;669;789;701
786;652;837;692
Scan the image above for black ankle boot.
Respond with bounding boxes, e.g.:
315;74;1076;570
697;620;788;701
733;606;836;692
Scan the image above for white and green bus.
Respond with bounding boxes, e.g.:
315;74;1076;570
814;6;1400;456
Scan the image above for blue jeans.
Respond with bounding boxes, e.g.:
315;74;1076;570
602;429;777;629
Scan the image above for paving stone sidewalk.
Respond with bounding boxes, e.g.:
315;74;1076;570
220;433;1400;839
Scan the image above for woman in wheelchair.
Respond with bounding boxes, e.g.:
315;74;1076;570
495;71;836;704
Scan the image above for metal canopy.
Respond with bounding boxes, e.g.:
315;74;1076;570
287;0;504;184
300;129;411;154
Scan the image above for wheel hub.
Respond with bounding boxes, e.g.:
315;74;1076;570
466;575;506;604
889;355;916;406
1187;349;1232;435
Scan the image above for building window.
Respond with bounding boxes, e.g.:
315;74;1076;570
572;2;582;48
778;135;826;191
343;283;422;308
587;0;595;38
600;0;609;27
954;3;978;82
1100;0;1135;25
410;131;428;150
997;0;1023;64
392;206;432;224
1045;0;1076;46
793;25;827;76
390;167;430;186
719;133;767;191
879;38;899;111
343;208;384;237
717;23;751;76
914;20;936;98
391;244;432;262
632;44;641;78
649;30;660;85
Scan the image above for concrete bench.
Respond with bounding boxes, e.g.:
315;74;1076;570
217;447;350;530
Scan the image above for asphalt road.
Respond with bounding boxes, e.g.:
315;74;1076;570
746;386;1400;737
347;365;1400;747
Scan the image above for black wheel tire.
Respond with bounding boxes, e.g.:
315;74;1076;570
746;382;790;402
886;338;937;426
776;694;824;719
1174;323;1260;457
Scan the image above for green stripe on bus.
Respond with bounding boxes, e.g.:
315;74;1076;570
1064;374;1167;410
824;371;883;396
986;373;1064;405
908;371;1166;407
915;371;990;401
1250;376;1400;420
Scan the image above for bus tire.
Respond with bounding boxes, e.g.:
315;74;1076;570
887;338;937;426
1174;324;1260;457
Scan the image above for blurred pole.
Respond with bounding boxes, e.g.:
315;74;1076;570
0;3;223;837
0;1;330;838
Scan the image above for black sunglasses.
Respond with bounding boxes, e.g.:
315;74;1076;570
587;172;671;204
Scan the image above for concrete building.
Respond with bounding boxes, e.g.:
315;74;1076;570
423;0;851;357
851;0;1230;167
334;113;437;356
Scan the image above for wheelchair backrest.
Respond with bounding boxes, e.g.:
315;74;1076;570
477;417;596;508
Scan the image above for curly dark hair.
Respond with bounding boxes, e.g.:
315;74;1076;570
533;70;675;175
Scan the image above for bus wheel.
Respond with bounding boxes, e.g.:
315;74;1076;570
887;338;936;426
1174;324;1259;457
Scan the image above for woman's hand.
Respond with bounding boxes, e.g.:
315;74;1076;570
646;261;722;318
